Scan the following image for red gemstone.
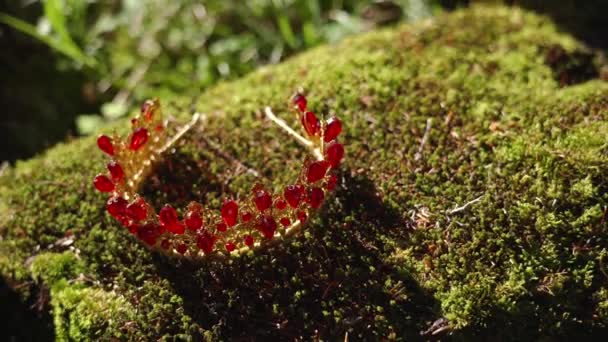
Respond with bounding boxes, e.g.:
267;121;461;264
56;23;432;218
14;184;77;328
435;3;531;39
241;212;253;222
257;215;277;240
324;117;342;142
221;200;239;227
171;222;186;234
280;217;291;227
275;198;287;210
97;135;114;156
117;216;131;227
254;189;272;211
308;187;325;209
160;239;170;250
244;235;254;247
292;93;307;112
241;211;253;222
107;161;124;182
225;242;236;252
297;211;307;223
197;232;216;254
185;211;203;231
159;204;185;234
176;243;188;254
325;174;338;191
325;142;344;168
106;196;128;219
126;199;147;221
128;223;139;234
94;174;114;192
216;222;227;232
129;128;149;151
284;184;304;208
141;100;153;120
301;111;320;137
137;223;160;246
306;161;329;183
159;204;178;226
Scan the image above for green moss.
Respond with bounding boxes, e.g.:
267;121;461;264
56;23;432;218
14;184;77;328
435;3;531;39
50;281;135;341
1;4;608;340
30;251;85;285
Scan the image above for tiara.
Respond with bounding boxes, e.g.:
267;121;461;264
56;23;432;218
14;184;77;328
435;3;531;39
93;94;344;259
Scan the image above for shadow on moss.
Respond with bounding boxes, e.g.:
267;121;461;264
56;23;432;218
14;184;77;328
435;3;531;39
514;0;608;50
150;173;439;339
458;304;608;340
544;44;600;86
0;276;54;341
140;150;223;211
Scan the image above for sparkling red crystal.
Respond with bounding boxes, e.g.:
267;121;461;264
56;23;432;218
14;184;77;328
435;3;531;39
126;199;147;221
171;222;186;234
244;235;254;247
225;242;236;252
159;204;178;226
94;174;114;192
141;101;154;120
325;142;344;168
241;212;253;222
308;187;325;209
254;189;272;211
284;184;304;208
128;223;139;234
306;161;329;183
159;204;185;234
106;196;128;219
129;128;149;151
185;211;203;231
292;93;307;112
117;216;131;227
275;198;287;210
302;111;320;137
137;223;160;246
97;135;114;156
325;174;338;191
280;217;291;227
107;161;124;182
257;215;277;240
221;200;239;227
197;232;216;254
176;243;188;254
324;117;342;142
216;222;227;232
297;211;307;223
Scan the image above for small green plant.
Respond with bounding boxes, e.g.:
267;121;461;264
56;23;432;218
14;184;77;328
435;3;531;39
1;0;441;138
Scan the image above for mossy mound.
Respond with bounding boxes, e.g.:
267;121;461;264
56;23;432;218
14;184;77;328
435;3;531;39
2;5;608;340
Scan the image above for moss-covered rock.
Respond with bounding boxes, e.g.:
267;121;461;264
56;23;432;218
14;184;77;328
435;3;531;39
1;5;607;340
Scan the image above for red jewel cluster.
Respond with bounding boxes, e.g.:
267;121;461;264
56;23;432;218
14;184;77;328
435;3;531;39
93;94;344;258
94;99;165;195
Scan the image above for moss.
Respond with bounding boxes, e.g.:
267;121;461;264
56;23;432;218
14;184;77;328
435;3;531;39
50;281;135;341
30;251;85;285
1;4;608;340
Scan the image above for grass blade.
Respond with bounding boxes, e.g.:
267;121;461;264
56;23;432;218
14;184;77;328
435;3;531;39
0;11;95;67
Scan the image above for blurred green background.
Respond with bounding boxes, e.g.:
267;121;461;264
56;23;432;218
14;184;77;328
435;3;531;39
0;0;606;162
